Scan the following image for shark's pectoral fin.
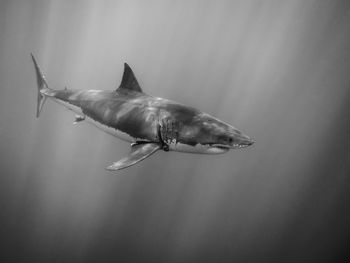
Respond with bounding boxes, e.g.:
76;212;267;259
106;143;161;171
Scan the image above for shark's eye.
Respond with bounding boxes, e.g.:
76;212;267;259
229;138;233;143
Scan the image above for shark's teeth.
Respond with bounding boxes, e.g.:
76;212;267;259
234;144;248;148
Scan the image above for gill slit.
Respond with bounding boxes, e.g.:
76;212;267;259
157;121;169;152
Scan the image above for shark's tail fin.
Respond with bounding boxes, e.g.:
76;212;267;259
31;53;51;118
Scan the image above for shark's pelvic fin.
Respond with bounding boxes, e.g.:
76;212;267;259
116;63;143;93
73;114;85;124
106;143;160;171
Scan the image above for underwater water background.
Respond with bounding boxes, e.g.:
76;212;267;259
0;0;349;262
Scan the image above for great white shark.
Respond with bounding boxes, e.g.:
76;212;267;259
31;54;254;171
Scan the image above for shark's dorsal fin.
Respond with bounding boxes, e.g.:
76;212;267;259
117;63;143;93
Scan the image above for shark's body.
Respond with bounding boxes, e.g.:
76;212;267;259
32;54;254;170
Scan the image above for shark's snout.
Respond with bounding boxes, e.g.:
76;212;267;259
230;132;254;149
241;136;254;146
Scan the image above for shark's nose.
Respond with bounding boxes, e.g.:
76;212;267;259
239;135;254;146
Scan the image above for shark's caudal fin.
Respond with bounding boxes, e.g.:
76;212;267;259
31;53;52;118
116;63;143;93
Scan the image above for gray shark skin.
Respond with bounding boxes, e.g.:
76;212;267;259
31;54;254;171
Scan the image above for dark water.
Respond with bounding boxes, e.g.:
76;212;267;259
0;1;349;262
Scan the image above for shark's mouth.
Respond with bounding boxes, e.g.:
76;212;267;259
209;144;230;151
231;143;251;149
211;143;250;150
214;145;230;150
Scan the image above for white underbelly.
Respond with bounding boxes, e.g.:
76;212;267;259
84;115;134;142
51;97;135;142
168;141;227;154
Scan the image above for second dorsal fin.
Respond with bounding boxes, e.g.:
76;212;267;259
117;63;142;93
